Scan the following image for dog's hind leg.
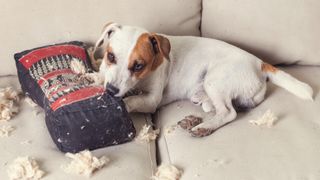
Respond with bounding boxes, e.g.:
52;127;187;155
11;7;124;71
190;83;215;113
190;89;237;137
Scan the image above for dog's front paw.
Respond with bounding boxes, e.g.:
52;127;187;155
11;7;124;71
177;115;203;131
123;97;133;113
190;128;214;137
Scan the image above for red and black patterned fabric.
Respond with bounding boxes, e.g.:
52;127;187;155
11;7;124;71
14;41;136;153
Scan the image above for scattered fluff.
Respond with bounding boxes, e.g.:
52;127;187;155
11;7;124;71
20;140;32;145
136;124;160;143
83;72;104;86
0;125;15;137
249;110;278;127
62;150;109;177
24;97;42;115
0;87;20;121
70;59;103;86
151;164;183;180
24;97;38;108
7;156;45;180
164;125;177;135
70;59;86;74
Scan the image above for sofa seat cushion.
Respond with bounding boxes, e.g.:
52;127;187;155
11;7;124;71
201;0;320;66
156;66;320;180
0;0;202;76
0;96;157;179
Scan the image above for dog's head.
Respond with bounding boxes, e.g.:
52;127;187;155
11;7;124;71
95;22;171;97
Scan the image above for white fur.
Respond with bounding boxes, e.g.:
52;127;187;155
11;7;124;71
96;24;313;134
265;70;313;100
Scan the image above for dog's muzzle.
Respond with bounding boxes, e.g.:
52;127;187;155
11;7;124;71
106;83;120;96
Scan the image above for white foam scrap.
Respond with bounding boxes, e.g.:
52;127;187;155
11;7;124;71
249;110;278;127
0;87;20;101
62;150;109;177
0;87;20;121
70;58;86;74
136;124;160;143
24;97;38;108
20;140;32;145
84;72;104;86
7;156;45;180
70;59;103;86
164;125;177;135
0;125;15;137
151;164;183;180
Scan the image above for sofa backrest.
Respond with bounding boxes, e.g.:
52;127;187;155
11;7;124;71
0;0;201;75
201;0;320;65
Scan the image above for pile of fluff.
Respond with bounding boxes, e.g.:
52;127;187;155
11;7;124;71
0;87;20;121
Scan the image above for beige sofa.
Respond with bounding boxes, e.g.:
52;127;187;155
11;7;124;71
1;0;319;179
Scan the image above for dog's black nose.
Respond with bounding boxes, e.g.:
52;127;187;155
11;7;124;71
106;83;119;96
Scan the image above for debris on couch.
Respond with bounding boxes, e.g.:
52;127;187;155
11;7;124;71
136;124;160;143
151;164;183;180
0;125;15;137
249;109;278;127
25;97;43;115
7;156;45;180
70;58;103;86
0;87;20;121
62;150;109;177
164;125;178;135
24;97;38;108
20;140;32;145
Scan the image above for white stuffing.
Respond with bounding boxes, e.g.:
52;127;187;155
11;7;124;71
62;150;109;177
20;140;32;145
0;125;15;137
84;72;104;86
136;124;160;143
164;125;177;135
7;156;45;180
24;97;38;108
0;87;20;121
25;97;42;115
249;109;278;127
70;59;103;86
151;164;183;180
70;58;86;74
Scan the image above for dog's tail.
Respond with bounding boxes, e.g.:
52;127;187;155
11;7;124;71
261;62;313;100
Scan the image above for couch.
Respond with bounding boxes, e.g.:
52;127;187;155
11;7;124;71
0;0;319;179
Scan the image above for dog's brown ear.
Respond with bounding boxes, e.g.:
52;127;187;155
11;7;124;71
150;34;171;60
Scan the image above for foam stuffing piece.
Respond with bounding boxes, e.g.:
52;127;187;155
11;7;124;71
136;124;160;143
0;87;20;121
249;109;278;127
151;164;183;180
7;156;45;180
0;125;15;137
62;150;109;177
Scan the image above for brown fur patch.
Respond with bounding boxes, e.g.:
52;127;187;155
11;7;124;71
105;45;114;66
128;33;170;79
261;63;277;73
178;115;203;131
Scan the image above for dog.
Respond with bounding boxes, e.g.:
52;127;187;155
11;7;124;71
91;22;313;137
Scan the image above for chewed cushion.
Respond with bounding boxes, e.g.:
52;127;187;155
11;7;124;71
14;41;136;153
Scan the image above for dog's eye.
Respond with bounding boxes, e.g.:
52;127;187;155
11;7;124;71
132;63;145;72
107;52;116;64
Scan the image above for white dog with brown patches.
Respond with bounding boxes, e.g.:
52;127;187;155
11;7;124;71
92;22;313;137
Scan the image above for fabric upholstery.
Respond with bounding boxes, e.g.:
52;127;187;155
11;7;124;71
202;0;320;65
